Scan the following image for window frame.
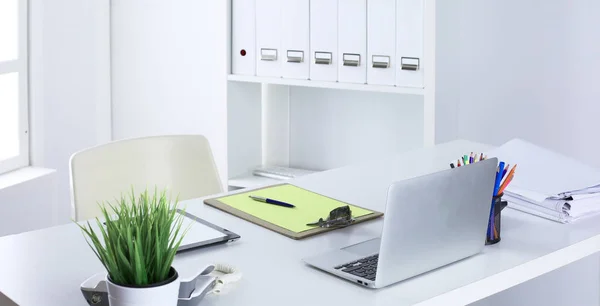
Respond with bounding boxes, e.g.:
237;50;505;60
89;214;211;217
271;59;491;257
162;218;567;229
0;0;29;175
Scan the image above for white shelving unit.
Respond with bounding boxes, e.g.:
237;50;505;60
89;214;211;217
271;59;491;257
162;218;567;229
227;74;425;96
225;0;458;190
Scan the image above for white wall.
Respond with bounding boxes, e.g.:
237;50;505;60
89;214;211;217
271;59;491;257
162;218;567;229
110;0;228;186
0;0;111;236
457;0;600;164
30;0;111;223
289;88;424;170
0;169;56;236
458;1;600;305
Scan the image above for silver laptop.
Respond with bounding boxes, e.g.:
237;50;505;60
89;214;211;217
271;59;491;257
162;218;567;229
303;158;498;289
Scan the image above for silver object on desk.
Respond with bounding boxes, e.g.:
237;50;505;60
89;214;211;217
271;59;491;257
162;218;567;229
303;158;498;289
175;210;240;252
252;166;316;180
307;205;355;228
306;217;355;228
81;266;216;306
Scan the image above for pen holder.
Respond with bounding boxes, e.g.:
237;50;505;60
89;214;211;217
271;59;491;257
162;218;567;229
486;193;508;245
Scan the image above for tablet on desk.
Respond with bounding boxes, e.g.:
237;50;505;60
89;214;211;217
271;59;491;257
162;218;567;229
175;209;240;252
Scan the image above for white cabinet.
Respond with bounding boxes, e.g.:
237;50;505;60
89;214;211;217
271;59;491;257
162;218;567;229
396;0;424;88
255;0;281;77
281;0;310;79
231;0;256;75
367;0;396;86
337;0;367;84
226;0;442;189
309;0;338;82
236;0;426;89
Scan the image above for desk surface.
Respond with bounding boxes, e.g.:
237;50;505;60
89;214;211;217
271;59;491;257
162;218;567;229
2;140;600;306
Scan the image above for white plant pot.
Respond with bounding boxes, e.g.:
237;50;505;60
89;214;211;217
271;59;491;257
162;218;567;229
106;267;180;306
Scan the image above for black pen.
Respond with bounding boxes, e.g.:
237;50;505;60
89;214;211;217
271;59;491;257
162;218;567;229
249;195;295;208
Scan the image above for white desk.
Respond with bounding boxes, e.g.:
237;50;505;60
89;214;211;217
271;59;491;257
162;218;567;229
2;140;600;306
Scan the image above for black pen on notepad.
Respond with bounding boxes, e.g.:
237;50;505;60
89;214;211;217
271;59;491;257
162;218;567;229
249;195;295;208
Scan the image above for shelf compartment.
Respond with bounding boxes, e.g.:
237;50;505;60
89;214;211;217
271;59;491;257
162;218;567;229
227;74;424;96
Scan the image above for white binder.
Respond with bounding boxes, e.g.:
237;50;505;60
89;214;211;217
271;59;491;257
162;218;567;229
367;0;396;86
231;0;256;76
256;0;282;77
396;0;424;88
338;0;367;84
310;0;338;82
281;0;309;79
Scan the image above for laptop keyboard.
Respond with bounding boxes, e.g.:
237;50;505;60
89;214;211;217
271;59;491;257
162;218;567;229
334;254;378;281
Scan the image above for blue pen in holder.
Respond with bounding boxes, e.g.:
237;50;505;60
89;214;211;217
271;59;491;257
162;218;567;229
486;193;508;245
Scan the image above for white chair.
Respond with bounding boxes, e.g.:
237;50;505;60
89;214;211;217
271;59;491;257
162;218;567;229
70;135;223;221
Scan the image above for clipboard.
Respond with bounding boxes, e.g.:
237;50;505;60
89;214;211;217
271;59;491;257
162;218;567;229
203;184;383;240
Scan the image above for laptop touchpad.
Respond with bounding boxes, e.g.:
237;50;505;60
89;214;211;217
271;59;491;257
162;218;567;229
342;238;381;257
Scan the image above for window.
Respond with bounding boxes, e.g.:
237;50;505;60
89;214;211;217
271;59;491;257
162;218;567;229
0;0;28;174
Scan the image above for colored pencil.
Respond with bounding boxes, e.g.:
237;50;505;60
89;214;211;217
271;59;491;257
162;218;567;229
501;164;509;180
498;168;516;195
451;154;516;241
489;162;505;240
498;173;514;195
499;165;517;188
493;162;504;196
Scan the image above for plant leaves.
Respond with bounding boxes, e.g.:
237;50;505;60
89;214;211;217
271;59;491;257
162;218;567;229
75;187;184;286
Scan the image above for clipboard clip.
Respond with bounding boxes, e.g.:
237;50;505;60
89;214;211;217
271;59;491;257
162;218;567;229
307;206;355;228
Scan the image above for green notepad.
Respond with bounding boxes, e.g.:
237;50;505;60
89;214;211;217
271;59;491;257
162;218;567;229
215;184;375;233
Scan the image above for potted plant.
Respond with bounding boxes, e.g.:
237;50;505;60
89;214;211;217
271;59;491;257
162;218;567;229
77;189;188;306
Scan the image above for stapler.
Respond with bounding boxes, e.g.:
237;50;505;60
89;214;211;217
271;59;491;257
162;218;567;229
81;265;216;306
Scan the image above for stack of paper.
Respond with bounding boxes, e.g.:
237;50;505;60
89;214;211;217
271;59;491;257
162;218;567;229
488;139;600;223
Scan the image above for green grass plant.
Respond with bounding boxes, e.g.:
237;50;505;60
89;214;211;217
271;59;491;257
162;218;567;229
77;188;187;286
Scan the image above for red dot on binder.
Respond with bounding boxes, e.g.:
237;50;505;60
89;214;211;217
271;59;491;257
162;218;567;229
240;49;247;56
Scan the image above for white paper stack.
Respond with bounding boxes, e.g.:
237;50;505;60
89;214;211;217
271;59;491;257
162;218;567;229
487;139;600;223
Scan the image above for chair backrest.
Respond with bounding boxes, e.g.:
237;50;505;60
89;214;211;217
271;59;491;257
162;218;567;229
70;135;222;221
